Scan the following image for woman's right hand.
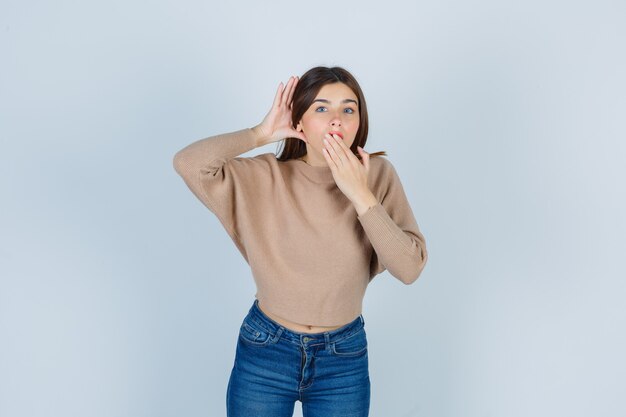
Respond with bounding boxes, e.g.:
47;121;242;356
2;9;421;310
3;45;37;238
253;76;309;146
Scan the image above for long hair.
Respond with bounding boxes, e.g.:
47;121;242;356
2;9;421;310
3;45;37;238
276;66;387;162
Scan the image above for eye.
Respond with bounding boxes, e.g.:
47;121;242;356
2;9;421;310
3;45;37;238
315;106;356;114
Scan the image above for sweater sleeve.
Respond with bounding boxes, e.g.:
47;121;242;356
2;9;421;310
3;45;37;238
172;127;260;259
356;159;428;285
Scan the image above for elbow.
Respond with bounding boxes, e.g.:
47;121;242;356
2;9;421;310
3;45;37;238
401;247;428;285
390;262;424;285
172;151;181;174
173;150;195;177
401;267;423;285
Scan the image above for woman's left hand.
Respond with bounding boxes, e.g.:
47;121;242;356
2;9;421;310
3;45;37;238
322;133;373;204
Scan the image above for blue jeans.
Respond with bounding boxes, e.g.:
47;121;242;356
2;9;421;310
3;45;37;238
227;299;370;417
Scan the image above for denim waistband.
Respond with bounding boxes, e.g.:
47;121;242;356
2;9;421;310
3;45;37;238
247;298;365;346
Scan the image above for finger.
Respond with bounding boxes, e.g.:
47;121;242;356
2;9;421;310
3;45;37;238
281;76;294;107
358;146;370;171
323;137;343;165
273;81;284;109
321;143;337;169
328;133;352;162
286;76;298;106
331;133;351;154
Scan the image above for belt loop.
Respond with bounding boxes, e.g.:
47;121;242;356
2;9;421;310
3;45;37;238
324;332;331;352
274;326;284;342
359;314;364;325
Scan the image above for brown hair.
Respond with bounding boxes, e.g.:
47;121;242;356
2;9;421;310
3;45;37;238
276;66;387;162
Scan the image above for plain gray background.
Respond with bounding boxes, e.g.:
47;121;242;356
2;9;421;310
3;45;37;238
1;1;625;416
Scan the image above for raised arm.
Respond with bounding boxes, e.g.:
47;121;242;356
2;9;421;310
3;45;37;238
173;75;307;205
172;127;266;259
172;76;308;251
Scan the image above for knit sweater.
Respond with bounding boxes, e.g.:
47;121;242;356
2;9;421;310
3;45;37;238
173;127;428;326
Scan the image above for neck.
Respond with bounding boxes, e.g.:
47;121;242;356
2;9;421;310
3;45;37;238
299;155;327;167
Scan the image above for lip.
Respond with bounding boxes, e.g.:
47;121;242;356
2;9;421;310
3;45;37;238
328;131;344;140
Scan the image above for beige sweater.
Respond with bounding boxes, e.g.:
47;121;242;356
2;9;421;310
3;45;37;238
173;127;428;326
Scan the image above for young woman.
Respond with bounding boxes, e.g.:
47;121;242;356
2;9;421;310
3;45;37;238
173;66;428;417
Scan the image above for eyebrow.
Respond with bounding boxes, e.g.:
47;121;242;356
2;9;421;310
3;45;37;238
313;99;358;105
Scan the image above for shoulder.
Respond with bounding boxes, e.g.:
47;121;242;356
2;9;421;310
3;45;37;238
228;152;277;170
369;154;394;171
368;155;399;184
367;155;412;205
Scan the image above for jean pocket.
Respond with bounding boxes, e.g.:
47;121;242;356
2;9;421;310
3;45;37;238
331;328;368;357
238;319;274;346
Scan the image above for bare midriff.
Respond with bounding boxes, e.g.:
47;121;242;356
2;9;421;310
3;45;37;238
257;299;345;334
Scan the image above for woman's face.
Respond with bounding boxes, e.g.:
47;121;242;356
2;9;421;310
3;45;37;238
296;82;360;165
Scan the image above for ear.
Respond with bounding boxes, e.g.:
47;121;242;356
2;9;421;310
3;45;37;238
296;121;302;132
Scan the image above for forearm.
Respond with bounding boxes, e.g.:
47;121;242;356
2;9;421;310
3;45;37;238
357;203;428;285
173;126;267;175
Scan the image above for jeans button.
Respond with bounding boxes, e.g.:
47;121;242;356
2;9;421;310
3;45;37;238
303;337;310;342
